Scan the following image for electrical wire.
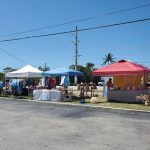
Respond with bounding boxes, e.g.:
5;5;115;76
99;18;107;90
0;3;150;38
0;17;150;43
0;47;27;64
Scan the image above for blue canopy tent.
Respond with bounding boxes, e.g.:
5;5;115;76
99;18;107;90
42;68;84;76
42;68;84;88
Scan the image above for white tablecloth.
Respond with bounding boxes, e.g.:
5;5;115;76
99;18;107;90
33;89;62;101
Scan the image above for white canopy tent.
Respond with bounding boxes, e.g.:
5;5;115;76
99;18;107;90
6;65;42;78
5;65;43;96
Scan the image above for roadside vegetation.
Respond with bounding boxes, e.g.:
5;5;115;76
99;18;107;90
69;94;150;111
0;93;150;111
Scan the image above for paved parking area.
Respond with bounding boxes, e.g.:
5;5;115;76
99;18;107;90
0;98;150;150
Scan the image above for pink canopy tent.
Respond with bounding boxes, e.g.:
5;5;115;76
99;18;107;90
93;60;150;76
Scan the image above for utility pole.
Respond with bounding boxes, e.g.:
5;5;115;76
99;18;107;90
74;26;78;85
75;26;78;70
44;63;46;71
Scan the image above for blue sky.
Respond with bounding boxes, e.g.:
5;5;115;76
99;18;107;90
0;0;150;71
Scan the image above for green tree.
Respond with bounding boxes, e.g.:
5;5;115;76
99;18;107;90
3;67;17;73
69;64;93;83
0;72;5;81
38;63;50;72
86;62;95;71
69;64;75;70
103;53;116;65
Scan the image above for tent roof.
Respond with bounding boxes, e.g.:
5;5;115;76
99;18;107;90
43;68;84;76
93;60;150;76
6;65;42;78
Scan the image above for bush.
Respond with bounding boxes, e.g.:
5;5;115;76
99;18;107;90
136;94;150;106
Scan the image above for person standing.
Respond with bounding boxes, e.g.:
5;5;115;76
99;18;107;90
106;78;113;90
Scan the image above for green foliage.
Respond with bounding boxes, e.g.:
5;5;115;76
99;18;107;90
103;53;116;65
38;63;50;72
3;67;17;73
86;62;95;70
69;64;94;83
0;73;5;81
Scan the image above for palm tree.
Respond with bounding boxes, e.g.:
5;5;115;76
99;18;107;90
103;53;116;65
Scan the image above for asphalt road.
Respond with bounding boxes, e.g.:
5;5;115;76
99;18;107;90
0;98;150;150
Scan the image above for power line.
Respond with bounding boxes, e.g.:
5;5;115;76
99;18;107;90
77;17;150;32
105;3;150;15
0;47;27;64
0;3;150;38
0;17;150;43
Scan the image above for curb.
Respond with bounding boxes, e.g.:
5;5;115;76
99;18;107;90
0;97;150;113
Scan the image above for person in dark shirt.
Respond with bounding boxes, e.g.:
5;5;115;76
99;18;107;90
106;78;113;90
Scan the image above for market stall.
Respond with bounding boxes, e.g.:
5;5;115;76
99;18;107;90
32;68;84;101
5;65;43;96
6;64;42;78
93;60;150;102
42;67;84;88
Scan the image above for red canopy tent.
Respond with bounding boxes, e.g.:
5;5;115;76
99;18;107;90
93;60;150;103
93;60;150;76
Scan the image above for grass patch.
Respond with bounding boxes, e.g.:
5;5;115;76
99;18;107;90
70;95;150;111
98;101;150;111
1;93;150;111
12;95;33;100
0;94;33;100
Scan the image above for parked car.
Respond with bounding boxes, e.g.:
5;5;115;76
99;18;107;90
98;80;104;86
